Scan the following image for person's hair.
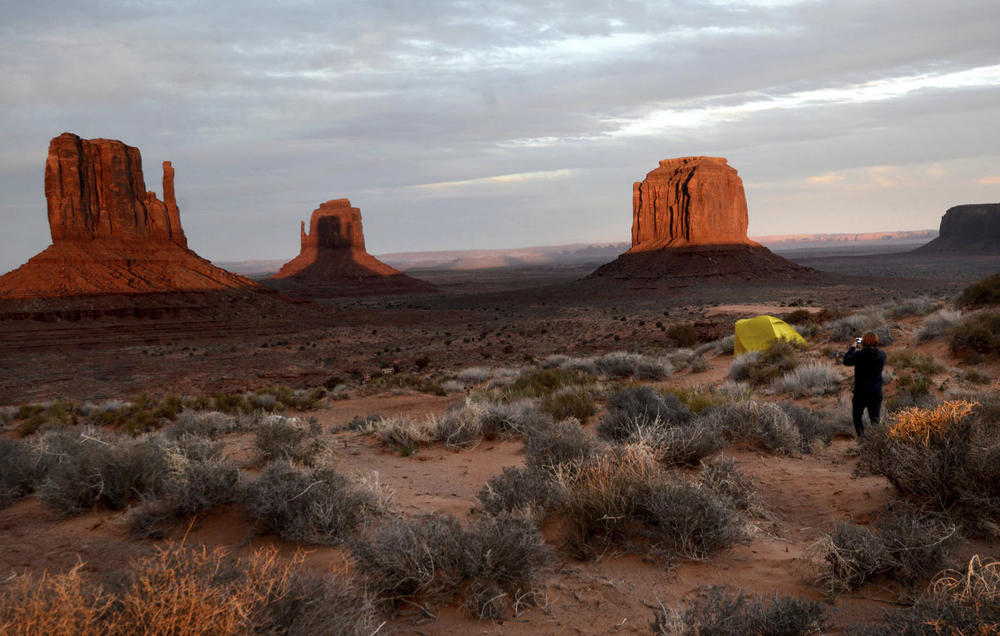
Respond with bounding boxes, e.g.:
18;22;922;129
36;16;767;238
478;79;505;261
861;331;878;347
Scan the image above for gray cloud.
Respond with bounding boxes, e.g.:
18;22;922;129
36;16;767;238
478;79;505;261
2;0;999;270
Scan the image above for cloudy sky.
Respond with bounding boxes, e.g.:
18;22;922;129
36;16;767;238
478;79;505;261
2;0;999;271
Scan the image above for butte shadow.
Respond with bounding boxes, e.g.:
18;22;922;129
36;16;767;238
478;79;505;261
912;203;1000;254
261;199;437;299
588;157;813;282
0;132;255;299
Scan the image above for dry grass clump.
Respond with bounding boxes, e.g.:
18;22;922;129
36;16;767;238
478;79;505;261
624;418;725;468
699;400;802;455
557;446;746;560
699;456;758;514
166;410;241;439
350;513;551;620
917;308;963;342
851;555;1000;635
885;296;939;320
778;402;850;451
543;352;673;380
241;461;385;544
252;415;324;465
807;507;958;596
729;339;802;386
360;416;435;456
0;545;379;636
651;585;828;636
857;400;1000;535
770;361;841;397
476;466;561;520
505;367;596;398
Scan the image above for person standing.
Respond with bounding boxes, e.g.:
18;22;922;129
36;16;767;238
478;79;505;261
843;331;887;437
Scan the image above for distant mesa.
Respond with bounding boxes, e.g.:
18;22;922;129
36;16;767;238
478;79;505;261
264;199;436;297
913;204;1000;254
0;132;254;298
590;156;811;280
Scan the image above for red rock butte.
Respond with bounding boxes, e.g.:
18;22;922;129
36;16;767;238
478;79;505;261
590;156;810;280
0;133;254;298
266;199;436;297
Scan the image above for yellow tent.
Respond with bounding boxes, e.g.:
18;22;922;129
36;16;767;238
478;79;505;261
734;315;806;356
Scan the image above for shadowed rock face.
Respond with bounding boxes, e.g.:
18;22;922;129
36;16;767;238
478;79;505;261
267;199;436;297
0;133;253;298
915;204;1000;253
631;156;752;250
590;156;810;280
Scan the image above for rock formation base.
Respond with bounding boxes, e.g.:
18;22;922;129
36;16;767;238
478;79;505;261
588;243;812;280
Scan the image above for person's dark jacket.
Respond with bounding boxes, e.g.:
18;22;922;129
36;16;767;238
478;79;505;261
843;346;886;395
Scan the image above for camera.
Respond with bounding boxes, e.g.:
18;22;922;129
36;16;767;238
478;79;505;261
855;337;863;345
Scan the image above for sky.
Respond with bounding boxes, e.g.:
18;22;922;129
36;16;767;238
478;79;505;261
2;0;999;271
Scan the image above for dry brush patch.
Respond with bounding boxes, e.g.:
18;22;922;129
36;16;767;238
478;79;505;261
651;585;828;636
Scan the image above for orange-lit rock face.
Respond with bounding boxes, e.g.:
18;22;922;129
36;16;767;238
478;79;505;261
45;133;186;247
630;157;751;251
0;133;253;298
301;199;366;251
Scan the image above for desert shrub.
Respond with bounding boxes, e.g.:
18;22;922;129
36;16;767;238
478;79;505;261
770;362;841;397
209;393;249;416
886;296;938;320
595;352;673;380
431;408;484;449
958;273;1000;307
558;446;744;560
524;418;598;472
962;367;991;384
665;324;699;347
598;386;692;442
949;310;1000;358
622;418;724;467
886;371;937;412
851;555;1000;635
476;466;561;519
0;544;378;636
11;400;82;435
457;366;521;384
241;461;383;544
350;513;550;619
699;456;757;513
166;410;240;439
642;480;746;560
87;395;174;433
666;348;695;371
827;310;894;345
699;400;801;454
652;585;828;636
34;429;171;516
366;372;446;396
253;415;324;465
714;380;752;402
857;400;1000;534
250;385;326;410
889;349;945;376
541;386;596;421
916;308;962;342
0;438;42;509
689;355;709;373
467;398;553;439
778;402;847;451
729;339;801;386
809;507;958;596
128;444;238;539
783;309;815;324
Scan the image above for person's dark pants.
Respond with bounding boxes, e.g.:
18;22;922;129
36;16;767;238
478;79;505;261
852;391;882;437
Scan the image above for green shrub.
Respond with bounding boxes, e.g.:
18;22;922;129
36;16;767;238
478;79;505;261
506;367;595;399
949;310;1000;358
957;273;1000;307
540;386;596;421
665;323;699;347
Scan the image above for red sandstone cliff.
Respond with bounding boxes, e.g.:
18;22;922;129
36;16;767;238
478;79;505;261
591;156;809;280
266;199;436;297
0;133;254;298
